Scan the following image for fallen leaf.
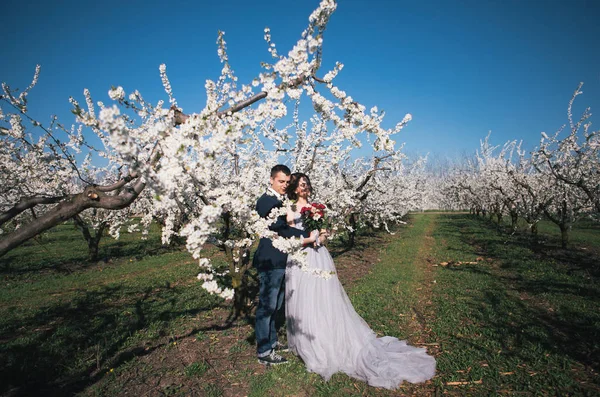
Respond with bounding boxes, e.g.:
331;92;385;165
500;372;514;376
446;380;483;386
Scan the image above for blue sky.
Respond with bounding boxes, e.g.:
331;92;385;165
3;0;599;161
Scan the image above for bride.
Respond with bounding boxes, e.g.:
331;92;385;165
284;172;436;389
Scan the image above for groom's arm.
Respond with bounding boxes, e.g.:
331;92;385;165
257;197;309;239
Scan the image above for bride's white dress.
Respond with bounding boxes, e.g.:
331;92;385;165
285;212;436;389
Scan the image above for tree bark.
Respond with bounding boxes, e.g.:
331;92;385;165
73;215;107;262
229;247;253;321
510;212;518;231
0;182;144;258
347;213;357;248
0;196;65;227
559;224;569;249
530;222;538;236
544;201;571;250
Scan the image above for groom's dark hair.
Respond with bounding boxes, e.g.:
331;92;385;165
271;164;291;177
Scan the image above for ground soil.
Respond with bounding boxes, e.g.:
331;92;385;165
85;228;438;396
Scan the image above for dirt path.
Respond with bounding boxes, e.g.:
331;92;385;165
78;214;448;396
82;230;412;396
411;214;440;348
389;213;440;396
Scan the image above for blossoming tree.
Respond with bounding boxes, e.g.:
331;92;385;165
436;84;598;247
534;83;599;216
1;0;425;317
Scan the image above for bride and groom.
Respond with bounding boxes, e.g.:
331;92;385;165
252;165;436;389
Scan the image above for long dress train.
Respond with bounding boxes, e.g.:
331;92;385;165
285;213;436;389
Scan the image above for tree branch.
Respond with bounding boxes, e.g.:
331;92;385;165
171;75;311;125
94;172;139;192
0;71;327;256
0;181;145;257
0;195;67;227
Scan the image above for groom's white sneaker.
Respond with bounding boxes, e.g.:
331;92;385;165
258;351;288;366
273;341;289;353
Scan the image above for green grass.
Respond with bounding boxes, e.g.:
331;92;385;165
184;361;210;377
246;214;437;396
428;213;600;395
0;223;226;396
2;214;599;396
486;214;600;248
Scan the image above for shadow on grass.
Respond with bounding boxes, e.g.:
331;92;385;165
328;228;386;259
450;265;598;369
0;282;224;397
0;222;399;396
0;233;182;277
440;213;600;375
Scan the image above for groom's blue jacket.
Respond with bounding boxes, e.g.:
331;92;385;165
253;192;309;271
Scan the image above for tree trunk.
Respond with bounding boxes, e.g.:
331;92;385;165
347;213;357;248
230;249;255;322
89;223;106;262
496;213;502;225
543;201;571;250
73;215;106;262
531;222;538;236
510;212;518;231
232;283;257;321
559;224;569;249
232;283;249;320
88;239;100;262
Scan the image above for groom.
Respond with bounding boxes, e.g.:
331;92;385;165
253;164;313;365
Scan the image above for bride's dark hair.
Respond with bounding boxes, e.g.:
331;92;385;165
287;172;313;201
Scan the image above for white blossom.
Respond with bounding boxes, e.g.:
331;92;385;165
108;86;125;101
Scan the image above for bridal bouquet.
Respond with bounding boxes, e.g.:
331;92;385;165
300;202;327;232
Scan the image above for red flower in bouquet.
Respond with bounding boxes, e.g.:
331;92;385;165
300;202;328;232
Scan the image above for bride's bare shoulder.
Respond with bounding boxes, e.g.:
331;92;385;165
286;206;296;224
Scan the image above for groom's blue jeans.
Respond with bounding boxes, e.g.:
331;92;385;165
255;268;286;357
